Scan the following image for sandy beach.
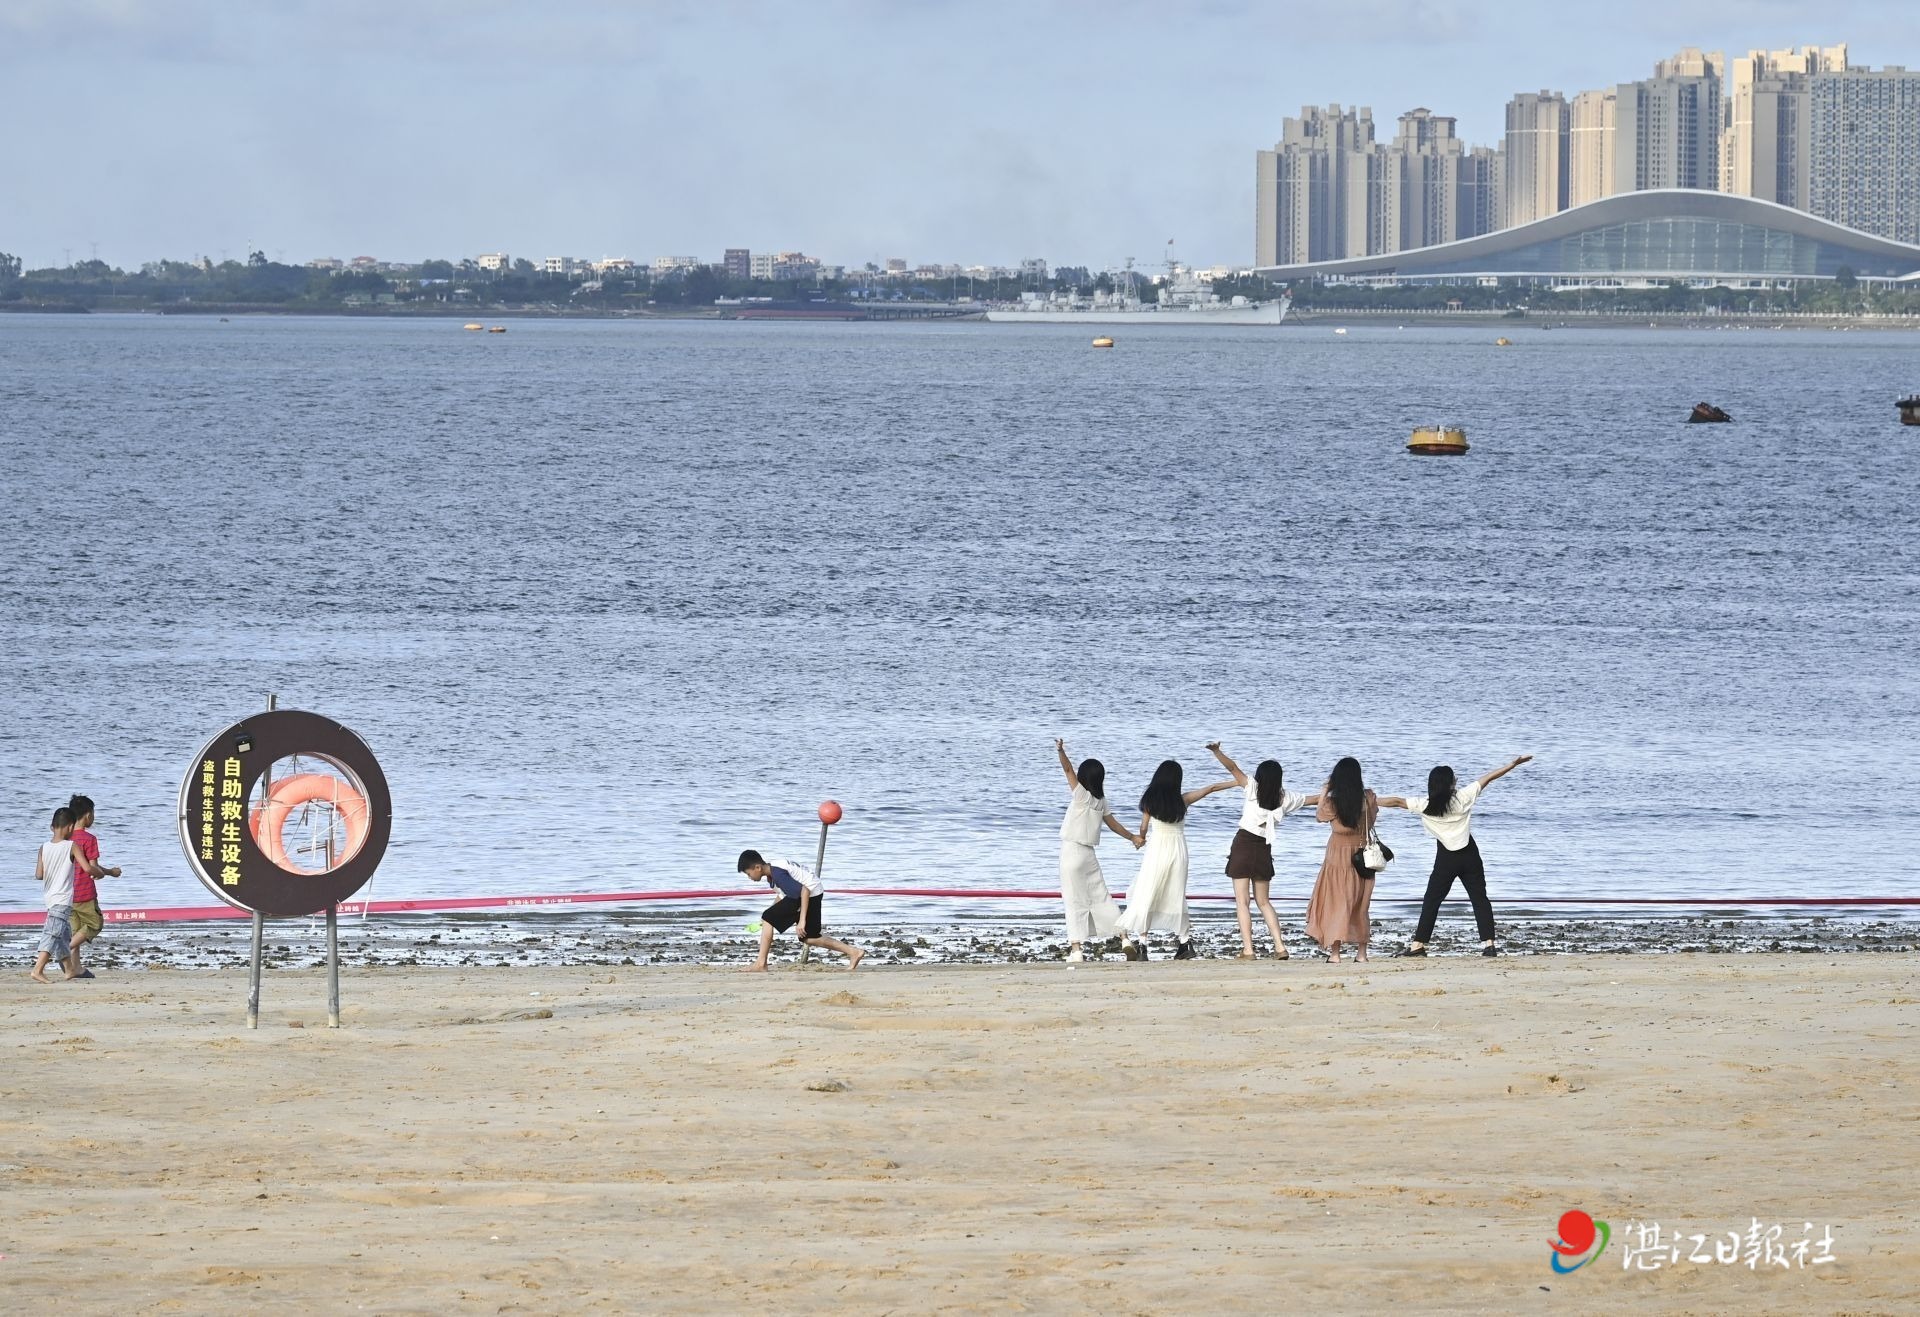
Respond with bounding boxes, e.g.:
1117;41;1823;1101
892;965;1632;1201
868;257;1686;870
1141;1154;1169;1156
4;955;1915;1313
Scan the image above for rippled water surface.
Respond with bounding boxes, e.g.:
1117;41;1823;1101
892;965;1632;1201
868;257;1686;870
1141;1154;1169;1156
3;313;1917;921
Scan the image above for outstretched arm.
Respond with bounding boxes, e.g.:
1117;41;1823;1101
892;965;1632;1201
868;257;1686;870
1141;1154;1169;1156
1204;741;1247;787
1180;779;1239;805
1375;796;1409;810
1475;755;1533;790
1054;738;1078;793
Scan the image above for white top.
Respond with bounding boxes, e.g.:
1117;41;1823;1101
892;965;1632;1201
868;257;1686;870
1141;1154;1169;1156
1400;781;1483;852
767;856;822;896
1060;785;1117;847
38;840;76;909
1235;783;1308;845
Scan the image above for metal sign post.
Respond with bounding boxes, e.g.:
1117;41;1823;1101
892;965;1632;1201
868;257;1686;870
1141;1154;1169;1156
326;903;341;1028
799;800;843;966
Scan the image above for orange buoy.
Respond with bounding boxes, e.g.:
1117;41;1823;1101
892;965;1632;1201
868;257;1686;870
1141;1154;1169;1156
1408;425;1469;456
818;799;844;826
249;772;372;871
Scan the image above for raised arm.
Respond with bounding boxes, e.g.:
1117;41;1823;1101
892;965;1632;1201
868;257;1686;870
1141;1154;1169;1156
1054;738;1078;793
1475;755;1533;790
1181;778;1239;805
1204;741;1247;788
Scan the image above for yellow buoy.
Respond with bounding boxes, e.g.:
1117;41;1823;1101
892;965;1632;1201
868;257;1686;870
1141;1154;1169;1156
1495;337;1512;346
1092;336;1114;348
463;322;484;331
1408;425;1469;456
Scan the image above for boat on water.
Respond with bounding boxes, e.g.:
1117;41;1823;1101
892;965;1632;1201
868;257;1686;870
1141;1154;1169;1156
1899;395;1920;426
985;261;1289;326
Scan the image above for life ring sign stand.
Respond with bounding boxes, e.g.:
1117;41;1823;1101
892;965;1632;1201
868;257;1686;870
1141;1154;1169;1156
177;697;391;1029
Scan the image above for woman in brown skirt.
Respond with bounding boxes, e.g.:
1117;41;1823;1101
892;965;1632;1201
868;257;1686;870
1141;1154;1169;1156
1304;756;1379;963
1207;741;1316;960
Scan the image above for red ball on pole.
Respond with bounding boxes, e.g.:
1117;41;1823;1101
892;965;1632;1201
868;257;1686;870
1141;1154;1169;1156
817;800;843;826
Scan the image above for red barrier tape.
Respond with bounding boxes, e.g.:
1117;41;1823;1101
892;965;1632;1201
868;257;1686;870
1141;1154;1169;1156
4;887;1919;927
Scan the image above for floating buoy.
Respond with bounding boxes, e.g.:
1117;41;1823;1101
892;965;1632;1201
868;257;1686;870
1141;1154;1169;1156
818;800;844;826
1092;337;1113;348
487;325;506;333
1333;327;1348;335
1495;337;1512;346
1408;425;1469;456
463;322;484;331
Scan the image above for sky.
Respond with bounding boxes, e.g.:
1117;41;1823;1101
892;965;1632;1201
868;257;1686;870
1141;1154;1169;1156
3;0;1918;272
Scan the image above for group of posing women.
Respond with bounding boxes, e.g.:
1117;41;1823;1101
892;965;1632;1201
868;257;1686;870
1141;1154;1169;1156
1053;739;1532;963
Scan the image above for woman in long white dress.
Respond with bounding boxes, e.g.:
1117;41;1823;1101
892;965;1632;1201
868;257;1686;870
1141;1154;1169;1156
1054;738;1142;962
1117;757;1237;961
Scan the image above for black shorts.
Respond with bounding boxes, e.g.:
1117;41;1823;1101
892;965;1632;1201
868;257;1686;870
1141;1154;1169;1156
763;893;824;939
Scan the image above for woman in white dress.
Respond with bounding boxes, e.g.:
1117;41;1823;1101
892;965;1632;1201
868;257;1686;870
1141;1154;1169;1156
1116;758;1237;961
1054;738;1142;962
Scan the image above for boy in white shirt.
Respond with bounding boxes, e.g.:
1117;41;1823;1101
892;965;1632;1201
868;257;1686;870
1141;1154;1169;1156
30;807;83;983
737;849;865;971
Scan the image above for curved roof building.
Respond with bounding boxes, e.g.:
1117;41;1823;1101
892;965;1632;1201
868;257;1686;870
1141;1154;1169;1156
1255;190;1920;283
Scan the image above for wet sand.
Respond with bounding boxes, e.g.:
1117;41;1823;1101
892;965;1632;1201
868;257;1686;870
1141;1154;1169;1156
13;908;1920;972
4;956;1916;1312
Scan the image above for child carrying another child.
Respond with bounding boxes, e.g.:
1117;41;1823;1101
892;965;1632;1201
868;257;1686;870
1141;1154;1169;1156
737;849;865;972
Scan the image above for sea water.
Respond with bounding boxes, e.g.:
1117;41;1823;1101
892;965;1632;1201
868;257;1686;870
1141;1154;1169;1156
2;314;1916;928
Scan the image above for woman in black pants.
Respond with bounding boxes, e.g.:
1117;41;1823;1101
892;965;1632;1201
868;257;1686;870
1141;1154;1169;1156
1379;755;1531;957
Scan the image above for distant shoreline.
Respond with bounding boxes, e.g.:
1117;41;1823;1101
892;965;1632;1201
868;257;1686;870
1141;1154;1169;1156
7;302;1920;330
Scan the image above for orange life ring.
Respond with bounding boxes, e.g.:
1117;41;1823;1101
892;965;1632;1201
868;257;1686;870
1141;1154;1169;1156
249;772;371;871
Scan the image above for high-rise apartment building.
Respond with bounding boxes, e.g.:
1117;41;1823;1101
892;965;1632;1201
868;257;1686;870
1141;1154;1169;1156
1614;50;1723;192
1256;104;1511;263
1254;105;1378;266
1376;108;1473;252
1722;46;1848;198
1503;91;1569;226
1567;90;1616;207
723;248;751;279
1807;65;1920;243
1462;146;1504;238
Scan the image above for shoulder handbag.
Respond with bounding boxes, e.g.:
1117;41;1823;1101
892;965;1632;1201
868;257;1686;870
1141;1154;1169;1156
1350;798;1394;878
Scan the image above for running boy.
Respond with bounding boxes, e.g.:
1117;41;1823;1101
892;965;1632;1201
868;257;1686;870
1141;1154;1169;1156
736;849;865;972
65;794;122;979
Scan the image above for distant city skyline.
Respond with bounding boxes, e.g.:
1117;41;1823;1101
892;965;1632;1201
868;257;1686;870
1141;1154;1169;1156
4;1;1919;270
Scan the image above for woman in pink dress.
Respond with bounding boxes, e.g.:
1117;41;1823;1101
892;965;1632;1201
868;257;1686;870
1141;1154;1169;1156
1304;756;1379;963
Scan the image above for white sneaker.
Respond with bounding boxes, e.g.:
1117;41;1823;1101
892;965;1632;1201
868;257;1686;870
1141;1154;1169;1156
1066;946;1085;962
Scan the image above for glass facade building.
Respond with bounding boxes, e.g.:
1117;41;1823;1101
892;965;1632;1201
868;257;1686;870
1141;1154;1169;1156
1256;189;1920;283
